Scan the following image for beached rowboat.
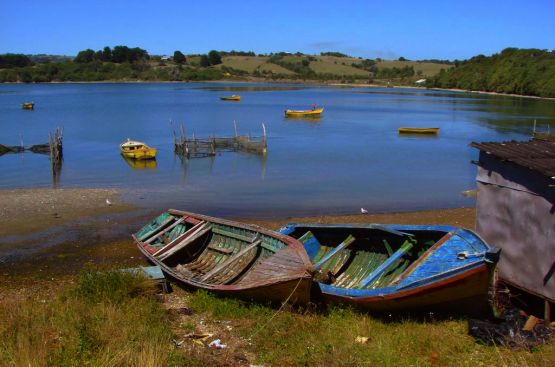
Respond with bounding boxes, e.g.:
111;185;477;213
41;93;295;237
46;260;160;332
285;107;324;117
133;209;313;304
220;95;241;101
278;223;499;312
120;139;157;160
398;127;439;134
21;102;34;110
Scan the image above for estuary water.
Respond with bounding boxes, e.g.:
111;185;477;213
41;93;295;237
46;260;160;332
1;82;554;218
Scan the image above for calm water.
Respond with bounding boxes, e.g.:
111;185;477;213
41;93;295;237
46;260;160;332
1;83;554;218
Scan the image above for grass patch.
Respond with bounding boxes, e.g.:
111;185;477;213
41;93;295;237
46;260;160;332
186;291;555;367
0;269;189;367
377;60;450;77
2;278;553;366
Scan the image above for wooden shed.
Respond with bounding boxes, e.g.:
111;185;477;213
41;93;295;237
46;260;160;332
471;139;555;318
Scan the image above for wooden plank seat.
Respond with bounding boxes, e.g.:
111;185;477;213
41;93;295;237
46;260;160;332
358;240;414;289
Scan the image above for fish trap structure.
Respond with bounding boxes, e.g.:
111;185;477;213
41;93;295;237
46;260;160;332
173;122;267;158
0;127;63;186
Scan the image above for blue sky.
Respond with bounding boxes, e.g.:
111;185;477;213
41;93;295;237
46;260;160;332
1;0;554;60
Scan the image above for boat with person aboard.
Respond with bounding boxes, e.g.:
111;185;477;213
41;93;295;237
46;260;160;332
278;223;499;313
285;106;324;117
120;139;157;160
133;209;313;305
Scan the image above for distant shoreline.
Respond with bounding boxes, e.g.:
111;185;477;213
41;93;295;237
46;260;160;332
3;79;554;100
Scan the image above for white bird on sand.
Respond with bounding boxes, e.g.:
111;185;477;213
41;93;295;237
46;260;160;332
360;208;368;214
106;199;112;206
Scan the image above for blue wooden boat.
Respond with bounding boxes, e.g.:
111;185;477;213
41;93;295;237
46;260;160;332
278;223;500;312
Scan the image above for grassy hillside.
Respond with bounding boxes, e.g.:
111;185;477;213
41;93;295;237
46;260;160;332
377;60;449;77
0;48;451;84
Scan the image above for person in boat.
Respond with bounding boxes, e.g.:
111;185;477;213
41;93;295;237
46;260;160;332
312;104;316;110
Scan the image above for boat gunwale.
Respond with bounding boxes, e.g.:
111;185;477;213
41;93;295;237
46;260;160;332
134;209;313;292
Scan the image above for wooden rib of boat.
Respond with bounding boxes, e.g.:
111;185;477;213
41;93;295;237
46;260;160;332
22;102;34;110
220;95;241;101
120;139;157;160
278;223;500;312
285;107;324;117
398;127;439;134
133;209;313;304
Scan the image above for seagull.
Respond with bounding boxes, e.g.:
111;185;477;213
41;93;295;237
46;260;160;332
360;208;368;214
106;199;112;206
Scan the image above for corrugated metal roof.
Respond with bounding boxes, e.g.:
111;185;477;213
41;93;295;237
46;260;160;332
471;139;555;178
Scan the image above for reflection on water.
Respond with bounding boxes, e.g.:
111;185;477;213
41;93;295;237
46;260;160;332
52;158;62;188
1;82;554;218
284;115;322;123
175;151;267;181
122;156;158;170
397;133;439;139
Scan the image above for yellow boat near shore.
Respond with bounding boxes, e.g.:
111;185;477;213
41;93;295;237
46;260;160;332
120;139;157;160
398;127;440;134
285;107;324;117
220;95;241;101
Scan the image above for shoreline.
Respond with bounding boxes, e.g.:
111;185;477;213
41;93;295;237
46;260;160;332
0;187;476;286
3;79;554;100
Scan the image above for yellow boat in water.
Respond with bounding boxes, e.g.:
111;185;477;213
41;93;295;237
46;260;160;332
285;107;324;117
22;102;34;110
220;95;241;101
120;139;157;160
398;127;440;134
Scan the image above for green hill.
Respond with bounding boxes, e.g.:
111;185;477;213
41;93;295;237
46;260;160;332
428;48;555;98
0;47;452;85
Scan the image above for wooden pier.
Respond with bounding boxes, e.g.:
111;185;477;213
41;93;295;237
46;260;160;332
173;122;267;158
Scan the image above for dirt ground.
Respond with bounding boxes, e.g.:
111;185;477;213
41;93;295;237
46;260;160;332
0;188;134;236
0;188;476;297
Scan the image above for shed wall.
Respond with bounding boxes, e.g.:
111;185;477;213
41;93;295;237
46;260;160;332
476;153;555;301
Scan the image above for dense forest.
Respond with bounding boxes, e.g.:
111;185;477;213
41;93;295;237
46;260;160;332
428;48;555;97
0;46;224;82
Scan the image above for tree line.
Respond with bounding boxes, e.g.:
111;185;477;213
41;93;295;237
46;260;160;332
427;48;555;98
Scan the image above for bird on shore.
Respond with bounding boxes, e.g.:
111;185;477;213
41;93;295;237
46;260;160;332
360;208;368;214
106;199;112;206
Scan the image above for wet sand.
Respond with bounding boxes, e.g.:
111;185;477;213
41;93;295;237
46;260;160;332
0;188;476;295
0;188;135;236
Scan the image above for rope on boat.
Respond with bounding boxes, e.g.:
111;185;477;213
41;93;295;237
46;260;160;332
247;276;304;340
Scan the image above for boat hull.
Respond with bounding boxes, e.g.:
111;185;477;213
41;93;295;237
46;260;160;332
22;103;34;110
285;108;324;117
220;96;241;101
134;209;313;305
120;148;157;160
398;127;439;134
318;263;493;313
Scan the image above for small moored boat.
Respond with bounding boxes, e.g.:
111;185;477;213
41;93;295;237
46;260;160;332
22;102;34;110
133;209;313;304
120;139;157;160
220;95;241;101
398;127;439;134
285;107;324;117
278;223;499;313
